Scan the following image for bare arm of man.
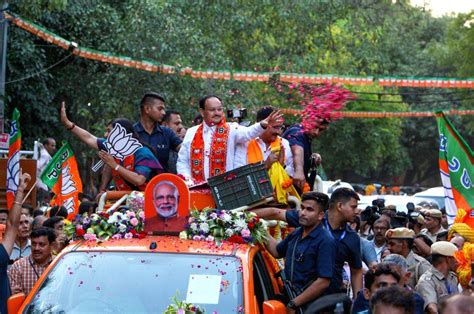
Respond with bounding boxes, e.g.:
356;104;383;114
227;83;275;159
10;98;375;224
250;207;288;221
350;267;363;299
291;145;305;190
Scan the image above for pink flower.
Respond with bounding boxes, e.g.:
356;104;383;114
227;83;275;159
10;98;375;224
126;211;135;218
241;229;251;237
111;234;122;240
124;232;133;239
193;235;203;241
83;233;97;241
177;309;185;314
130;218;139;226
139;211;145;219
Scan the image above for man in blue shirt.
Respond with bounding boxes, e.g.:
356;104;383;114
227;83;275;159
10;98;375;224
0;171;31;314
265;192;336;312
282;121;328;190
133;92;182;172
254;187;363;297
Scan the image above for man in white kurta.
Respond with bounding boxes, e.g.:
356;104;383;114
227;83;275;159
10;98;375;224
177;96;282;181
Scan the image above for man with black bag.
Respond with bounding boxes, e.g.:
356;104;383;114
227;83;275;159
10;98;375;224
265;192;336;313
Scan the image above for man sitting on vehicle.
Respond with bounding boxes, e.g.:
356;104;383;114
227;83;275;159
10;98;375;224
265;192;336;312
234;106;294;176
8;227;56;295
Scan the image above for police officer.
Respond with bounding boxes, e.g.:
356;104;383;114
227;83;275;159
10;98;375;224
385;227;431;288
415;241;459;314
265;192;336;312
419;209;446;243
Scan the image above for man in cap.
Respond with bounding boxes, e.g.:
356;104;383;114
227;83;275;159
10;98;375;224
420;209;446;243
385;227;431;288
415;241;459;314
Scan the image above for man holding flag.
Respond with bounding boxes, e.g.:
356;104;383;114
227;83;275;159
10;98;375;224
40;143;83;219
6;108;21;209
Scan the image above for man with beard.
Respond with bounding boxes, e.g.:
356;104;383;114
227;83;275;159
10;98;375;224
147;181;186;233
282;120;328;191
162;110;184;174
234;106;294;176
265;192;336;312
8;227;56;295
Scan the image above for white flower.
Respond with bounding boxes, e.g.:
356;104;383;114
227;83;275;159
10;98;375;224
205;235;215;242
107;212;121;224
200;222;210;233
222;213;232;222
179;231;188;240
118;223;127;233
210;212;218;219
225;228;234;237
199;213;207;221
190;223;198;231
105;124;142;160
234;219;248;231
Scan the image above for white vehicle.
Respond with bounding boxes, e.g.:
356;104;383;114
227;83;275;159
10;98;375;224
414;187;446;209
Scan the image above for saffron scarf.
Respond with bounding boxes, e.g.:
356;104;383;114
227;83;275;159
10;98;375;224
190;120;229;181
247;137;284;164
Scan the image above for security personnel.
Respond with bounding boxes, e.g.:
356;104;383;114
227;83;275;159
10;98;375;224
385;227;431;288
419;209;446;243
265;192;336;312
415;241;459;314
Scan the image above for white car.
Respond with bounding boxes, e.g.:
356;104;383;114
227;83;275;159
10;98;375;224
414;187;446;209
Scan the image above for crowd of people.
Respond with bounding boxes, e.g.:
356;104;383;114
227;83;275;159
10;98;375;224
1;92;473;313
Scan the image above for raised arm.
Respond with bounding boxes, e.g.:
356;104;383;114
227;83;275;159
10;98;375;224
3;171;31;254
60;101;98;149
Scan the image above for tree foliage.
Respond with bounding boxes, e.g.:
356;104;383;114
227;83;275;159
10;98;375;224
5;0;473;190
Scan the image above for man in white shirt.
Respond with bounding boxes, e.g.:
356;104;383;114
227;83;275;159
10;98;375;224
36;138;56;204
234;106;294;177
36;138;56;181
177;95;283;182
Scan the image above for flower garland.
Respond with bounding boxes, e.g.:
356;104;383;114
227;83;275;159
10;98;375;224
180;208;267;246
64;192;146;242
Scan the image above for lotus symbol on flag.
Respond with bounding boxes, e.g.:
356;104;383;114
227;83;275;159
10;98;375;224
63;197;75;214
61;164;77;195
104;124;142;161
6;151;20;192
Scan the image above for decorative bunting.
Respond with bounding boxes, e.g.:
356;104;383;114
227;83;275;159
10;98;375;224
280;109;474;118
6;12;474;89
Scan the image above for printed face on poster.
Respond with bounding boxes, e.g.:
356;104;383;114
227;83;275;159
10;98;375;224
144;174;190;234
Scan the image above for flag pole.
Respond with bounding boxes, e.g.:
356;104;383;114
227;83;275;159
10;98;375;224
21;184;35;205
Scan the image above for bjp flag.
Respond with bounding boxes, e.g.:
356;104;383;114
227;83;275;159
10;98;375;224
40;143;83;219
6;109;21;209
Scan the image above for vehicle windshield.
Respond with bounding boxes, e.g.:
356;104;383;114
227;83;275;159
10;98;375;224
24;251;244;313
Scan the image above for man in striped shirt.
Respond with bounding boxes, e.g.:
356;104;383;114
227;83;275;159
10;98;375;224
8;227;55;295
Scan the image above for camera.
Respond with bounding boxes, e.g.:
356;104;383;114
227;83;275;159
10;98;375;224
227;108;247;120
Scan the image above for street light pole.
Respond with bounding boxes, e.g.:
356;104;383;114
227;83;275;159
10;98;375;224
0;0;8;133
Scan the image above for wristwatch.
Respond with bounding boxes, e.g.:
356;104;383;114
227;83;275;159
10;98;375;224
287;299;298;310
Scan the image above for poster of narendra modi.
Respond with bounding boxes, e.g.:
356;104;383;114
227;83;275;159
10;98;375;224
144;173;190;234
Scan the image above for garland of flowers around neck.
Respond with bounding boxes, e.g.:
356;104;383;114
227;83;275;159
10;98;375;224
180;208;267;246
